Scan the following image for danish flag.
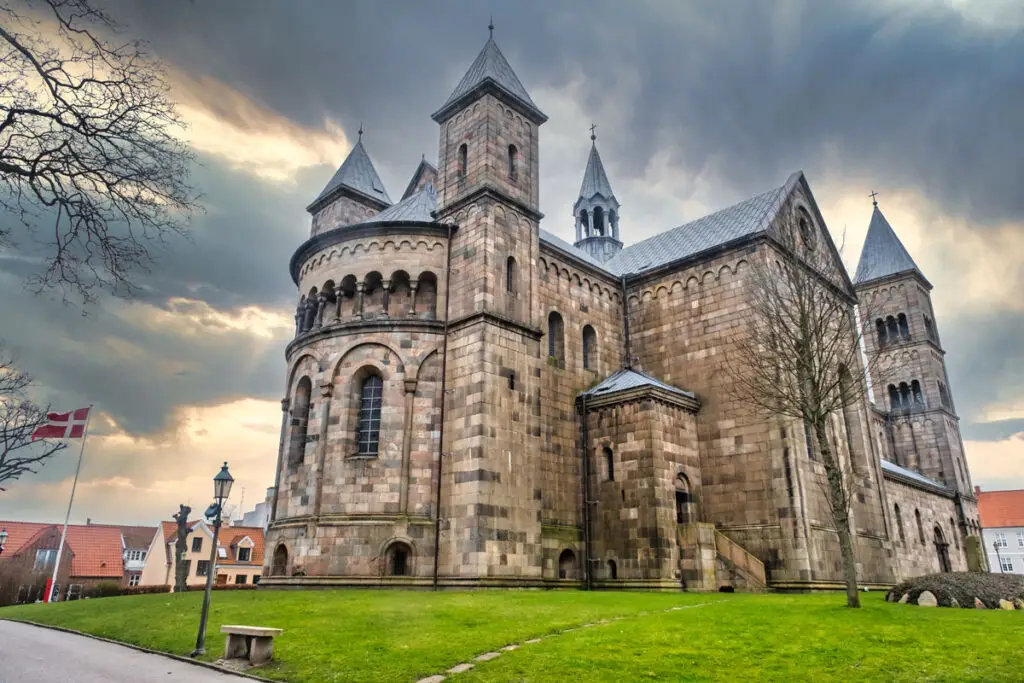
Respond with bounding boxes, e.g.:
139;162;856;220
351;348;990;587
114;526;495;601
31;407;91;440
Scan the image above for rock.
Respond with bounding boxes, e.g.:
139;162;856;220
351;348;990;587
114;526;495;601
999;599;1015;610
1015;598;1024;610
898;593;909;604
917;591;938;607
950;598;960;608
447;663;474;674
475;652;500;662
975;597;987;609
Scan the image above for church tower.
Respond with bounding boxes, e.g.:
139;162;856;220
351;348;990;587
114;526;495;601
854;199;973;497
573;130;622;263
430;28;549;581
305;130;392;237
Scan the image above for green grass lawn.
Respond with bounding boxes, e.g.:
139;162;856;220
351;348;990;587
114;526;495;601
2;590;1022;682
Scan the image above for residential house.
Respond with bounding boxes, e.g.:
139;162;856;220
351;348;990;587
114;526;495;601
978;487;1024;575
119;525;158;587
139;520;264;589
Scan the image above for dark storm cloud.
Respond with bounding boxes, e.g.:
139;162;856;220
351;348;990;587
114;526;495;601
103;0;1024;227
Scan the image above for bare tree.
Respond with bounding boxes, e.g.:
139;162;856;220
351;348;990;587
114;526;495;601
0;0;199;303
0;350;65;489
729;208;884;608
172;503;191;593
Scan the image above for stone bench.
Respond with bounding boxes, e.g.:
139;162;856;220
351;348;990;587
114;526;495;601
220;625;283;665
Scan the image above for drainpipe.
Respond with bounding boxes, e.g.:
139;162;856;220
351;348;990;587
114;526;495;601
432;221;454;589
579;393;594;590
621;274;632;369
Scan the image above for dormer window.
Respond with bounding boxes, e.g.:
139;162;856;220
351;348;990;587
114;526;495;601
238;547;251;562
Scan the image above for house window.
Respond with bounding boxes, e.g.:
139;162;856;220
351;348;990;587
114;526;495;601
196;560;210;577
217;547;227;559
1017;531;1024;548
192;537;203;553
582;325;597;371
126;549;146;562
33;549;57;571
128;573;141;587
238;547;251;562
357;374;384;457
235;574;247;585
1001;557;1014;572
995;532;1008;548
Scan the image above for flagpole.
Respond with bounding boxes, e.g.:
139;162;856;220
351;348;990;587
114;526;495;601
47;405;93;603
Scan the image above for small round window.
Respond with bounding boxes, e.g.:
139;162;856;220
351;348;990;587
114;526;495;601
798;209;816;250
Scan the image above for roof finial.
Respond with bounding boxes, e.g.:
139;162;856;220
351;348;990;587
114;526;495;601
488;16;494;38
869;190;879;207
358;122;363;141
590;122;597;143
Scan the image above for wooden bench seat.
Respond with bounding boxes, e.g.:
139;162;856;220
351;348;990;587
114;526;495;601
220;625;283;665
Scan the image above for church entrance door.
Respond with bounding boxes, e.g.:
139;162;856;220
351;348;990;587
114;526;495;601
933;526;951;573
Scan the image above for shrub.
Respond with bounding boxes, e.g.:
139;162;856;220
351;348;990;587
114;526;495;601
886;572;1024;608
121;585;171;596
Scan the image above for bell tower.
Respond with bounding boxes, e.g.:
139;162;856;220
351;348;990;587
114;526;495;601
573;127;622;263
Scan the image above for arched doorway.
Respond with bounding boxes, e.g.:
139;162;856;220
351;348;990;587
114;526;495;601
384;541;413;577
271;544;289;576
933;525;951;573
607;559;618;580
558;549;577;580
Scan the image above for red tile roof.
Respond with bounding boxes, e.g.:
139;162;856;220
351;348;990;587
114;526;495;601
978;489;1024;529
221;526;264;565
0;520;123;578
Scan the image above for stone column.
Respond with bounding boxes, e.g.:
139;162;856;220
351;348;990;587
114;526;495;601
303;298;317;331
381;280;392;317
312;381;334;519
270;397;290;523
334;293;343;322
399;378;417;514
314;294;327;329
294;305;303;336
357;282;366;319
409;281;418;318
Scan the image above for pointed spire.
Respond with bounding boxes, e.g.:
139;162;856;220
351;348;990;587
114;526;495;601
854;203;926;285
432;35;546;124
577;139;616;203
308;134;392;212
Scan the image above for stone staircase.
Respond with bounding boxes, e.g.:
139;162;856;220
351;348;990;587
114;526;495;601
678;523;767;592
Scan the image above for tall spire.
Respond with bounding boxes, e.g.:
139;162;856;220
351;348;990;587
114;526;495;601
307;134;392;213
854;202;927;286
432;34;546;124
573;130;622;263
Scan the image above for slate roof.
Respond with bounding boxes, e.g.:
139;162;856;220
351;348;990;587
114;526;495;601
309;138;392;210
366;184;437;224
120;525;157;550
577;143;617;203
401;158;438;201
854;205;925;285
580;368;695;399
433;37;546;123
881;460;949;494
539;229;608;270
978;489;1024;528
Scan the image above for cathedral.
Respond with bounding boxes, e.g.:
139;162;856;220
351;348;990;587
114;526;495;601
262;32;983;590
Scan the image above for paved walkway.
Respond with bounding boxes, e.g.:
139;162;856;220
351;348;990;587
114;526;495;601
0;620;248;682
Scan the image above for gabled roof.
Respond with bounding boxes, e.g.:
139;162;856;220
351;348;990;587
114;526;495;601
0;521;124;578
366;184;438;224
580;368;695;400
0;521;58;556
854;205;927;286
576;142;617;206
433;36;546;124
881;460;950;496
978;489;1024;528
401;158;438;201
120;525;157;550
308;138;392;212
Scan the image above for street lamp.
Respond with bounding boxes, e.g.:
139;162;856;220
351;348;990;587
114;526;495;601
994;540;1004;573
191;461;233;657
0;528;8;556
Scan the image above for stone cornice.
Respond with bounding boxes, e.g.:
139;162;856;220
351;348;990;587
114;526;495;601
285;318;445;358
436;186;544;223
579;385;701;413
447;310;544;340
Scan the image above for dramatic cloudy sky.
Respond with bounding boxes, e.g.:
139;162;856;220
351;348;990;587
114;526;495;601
1;0;1021;525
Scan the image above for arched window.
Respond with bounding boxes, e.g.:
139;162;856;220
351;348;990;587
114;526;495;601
593;206;605;236
911;380;924;406
915;508;925;544
579;209;590;236
899;382;911;408
886;316;899;342
507;144;518;179
457;143;468;179
357;374;383;457
303;287;318;331
897;313;910;340
950;517;960;550
547;312;564;361
582;325;597;371
416;271;438;319
603;445;614;481
609;210;618;238
506;256;517;294
934;525;951;572
888;384;900;411
271;544;288;576
289;377;312;466
385;541;412;576
295;295;306;336
876;319;886;346
607;559;618;579
675;473;692;524
558;549;576;579
894;504;906;545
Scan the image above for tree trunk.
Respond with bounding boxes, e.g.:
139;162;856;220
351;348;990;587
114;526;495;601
815;420;861;608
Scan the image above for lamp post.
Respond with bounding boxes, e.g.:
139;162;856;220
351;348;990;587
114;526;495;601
993;541;1004;573
191;461;233;657
0;528;8;556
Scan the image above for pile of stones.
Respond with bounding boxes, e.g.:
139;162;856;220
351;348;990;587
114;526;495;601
886;572;1024;609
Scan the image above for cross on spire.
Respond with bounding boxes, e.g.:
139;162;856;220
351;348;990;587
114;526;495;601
869;190;879;207
488;16;494;38
358;123;363;141
590;123;597;142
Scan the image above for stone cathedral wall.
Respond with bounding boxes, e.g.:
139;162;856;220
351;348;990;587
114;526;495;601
884;478;966;577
